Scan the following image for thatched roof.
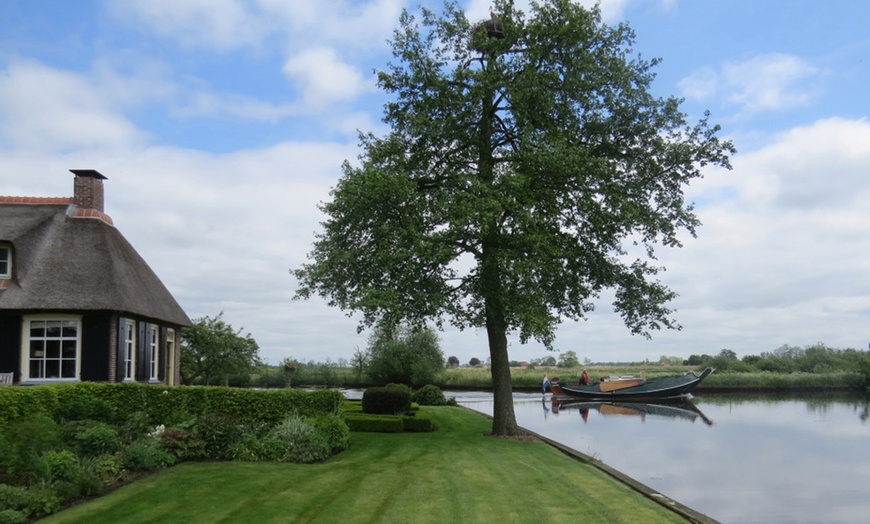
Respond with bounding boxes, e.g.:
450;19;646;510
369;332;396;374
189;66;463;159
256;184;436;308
0;202;191;327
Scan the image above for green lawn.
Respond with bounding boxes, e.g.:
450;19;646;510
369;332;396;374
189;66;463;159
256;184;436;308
41;407;688;524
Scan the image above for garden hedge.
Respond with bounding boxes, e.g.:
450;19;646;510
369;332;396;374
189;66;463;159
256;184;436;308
0;383;344;426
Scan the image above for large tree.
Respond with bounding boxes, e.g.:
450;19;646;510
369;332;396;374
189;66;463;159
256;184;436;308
180;312;261;385
294;0;734;435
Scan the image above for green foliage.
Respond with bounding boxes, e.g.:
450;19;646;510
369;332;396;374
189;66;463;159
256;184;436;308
180;312;261;385
262;414;330;464
42;450;78;482
194;413;245;461
0;484;59;520
0;509;25;524
67;422;122;456
411;384;456;406
401;411;434;432
366;324;445;386
557;351;580;368
121;441;175;471
294;0;733;436
157;428;206;461
362;387;411;415
310;414;351;454
343;414;405;433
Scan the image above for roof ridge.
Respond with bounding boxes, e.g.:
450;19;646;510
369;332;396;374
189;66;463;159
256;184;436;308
0;196;75;205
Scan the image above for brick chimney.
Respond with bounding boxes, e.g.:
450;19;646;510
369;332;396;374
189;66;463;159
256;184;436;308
70;169;107;212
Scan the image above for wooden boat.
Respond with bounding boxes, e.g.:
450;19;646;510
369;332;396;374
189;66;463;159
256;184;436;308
548;367;714;401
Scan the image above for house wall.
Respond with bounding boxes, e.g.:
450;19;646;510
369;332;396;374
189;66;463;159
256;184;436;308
0;312;181;386
0;314;22;382
81;313;112;382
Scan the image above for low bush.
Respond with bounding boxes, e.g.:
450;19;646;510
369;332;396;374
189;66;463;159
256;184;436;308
157;428;205;461
194;413;245;461
344;414;404;433
262;414;330;464
0;509;25;524
0;484;59;520
70;422;122;456
311;414;350;453
121;442;175;471
401;412;434;432
362;387;411;415
412;385;456;406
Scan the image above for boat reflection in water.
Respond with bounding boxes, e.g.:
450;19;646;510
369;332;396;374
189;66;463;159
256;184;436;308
548;397;714;426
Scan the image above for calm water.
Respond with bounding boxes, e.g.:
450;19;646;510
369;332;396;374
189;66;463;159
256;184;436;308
453;391;870;524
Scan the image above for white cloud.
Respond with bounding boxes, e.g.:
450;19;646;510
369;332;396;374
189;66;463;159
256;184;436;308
678;53;821;116
0;60;147;151
105;0;274;50
282;47;373;108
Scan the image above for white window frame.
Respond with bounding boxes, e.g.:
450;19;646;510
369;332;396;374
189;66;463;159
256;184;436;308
121;318;136;382
0;245;10;279
165;328;176;386
21;315;81;383
148;324;159;383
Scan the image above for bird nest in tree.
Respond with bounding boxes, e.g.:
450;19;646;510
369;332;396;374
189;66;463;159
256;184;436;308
471;13;514;53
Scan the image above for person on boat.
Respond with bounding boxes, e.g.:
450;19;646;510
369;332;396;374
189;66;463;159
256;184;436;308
580;370;589;385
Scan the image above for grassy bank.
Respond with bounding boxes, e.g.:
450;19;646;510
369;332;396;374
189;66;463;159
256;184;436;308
435;366;867;391
40;407;690;524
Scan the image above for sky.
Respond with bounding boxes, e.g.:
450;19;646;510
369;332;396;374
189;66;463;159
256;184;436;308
2;0;869;366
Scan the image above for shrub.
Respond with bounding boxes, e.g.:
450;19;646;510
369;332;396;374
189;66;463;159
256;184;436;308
71;422;122;456
0;484;59;520
412;385;456;406
54;396;115;424
43;450;78;482
311;414;350;453
263;414;329;464
194;413;245;461
362;387;411;415
344;414;404;433
121;442;174;471
0;509;25;524
401;412;434;432
158;428;205;461
86;454;123;487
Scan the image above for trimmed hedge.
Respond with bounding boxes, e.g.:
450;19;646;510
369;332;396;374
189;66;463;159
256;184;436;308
401;411;434;432
344;414;404;433
361;387;411;415
0;383;344;426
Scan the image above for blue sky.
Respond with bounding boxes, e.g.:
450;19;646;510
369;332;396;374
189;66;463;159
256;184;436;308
2;0;869;366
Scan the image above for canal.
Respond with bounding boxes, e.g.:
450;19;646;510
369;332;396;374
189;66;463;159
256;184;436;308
454;391;870;524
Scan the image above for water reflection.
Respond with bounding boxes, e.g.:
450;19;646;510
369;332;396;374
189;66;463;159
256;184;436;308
550;397;714;426
455;391;870;524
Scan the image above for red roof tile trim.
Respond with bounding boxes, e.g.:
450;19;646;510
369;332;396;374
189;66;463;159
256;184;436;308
0;196;75;205
71;208;114;226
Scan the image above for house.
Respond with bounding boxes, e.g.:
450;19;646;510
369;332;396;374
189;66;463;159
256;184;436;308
0;170;192;385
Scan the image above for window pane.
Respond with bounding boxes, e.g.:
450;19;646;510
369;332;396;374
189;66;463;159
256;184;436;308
62;340;76;358
30;340;45;358
46;321;61;337
30;321;45;338
30;360;43;378
61;360;76;378
62;321;77;338
46;340;60;358
45;360;60;378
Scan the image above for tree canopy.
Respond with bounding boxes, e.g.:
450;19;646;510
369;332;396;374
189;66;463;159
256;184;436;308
366;323;445;386
180;312;261;385
294;0;734;435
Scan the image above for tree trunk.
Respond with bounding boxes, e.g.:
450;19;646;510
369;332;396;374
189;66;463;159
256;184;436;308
487;311;519;435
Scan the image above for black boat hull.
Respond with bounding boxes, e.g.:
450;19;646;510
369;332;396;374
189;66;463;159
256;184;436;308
550;367;714;401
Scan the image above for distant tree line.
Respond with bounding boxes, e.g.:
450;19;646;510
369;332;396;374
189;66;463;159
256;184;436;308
686;344;870;374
